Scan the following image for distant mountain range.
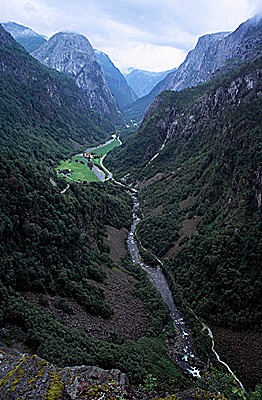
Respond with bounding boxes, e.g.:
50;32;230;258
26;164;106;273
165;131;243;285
95;50;137;110
124;15;262;122
4;17;262;126
125;68;177;98
2;22;138;115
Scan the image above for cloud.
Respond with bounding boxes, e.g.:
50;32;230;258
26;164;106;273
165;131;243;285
248;0;262;15
1;0;258;71
102;41;187;73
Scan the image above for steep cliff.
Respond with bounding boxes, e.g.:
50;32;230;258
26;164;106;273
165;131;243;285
95;50;137;110
165;15;262;91
33;32;122;124
124;15;262;122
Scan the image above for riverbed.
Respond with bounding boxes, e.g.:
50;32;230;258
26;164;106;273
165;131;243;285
127;195;202;378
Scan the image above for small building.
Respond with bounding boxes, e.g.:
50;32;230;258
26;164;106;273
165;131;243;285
84;152;92;160
58;169;72;176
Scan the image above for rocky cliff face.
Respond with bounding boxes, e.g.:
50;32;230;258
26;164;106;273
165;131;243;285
95;50;137;110
145;63;262;168
164;32;230;91
165;15;262;91
33;32;122;123
124;15;262;122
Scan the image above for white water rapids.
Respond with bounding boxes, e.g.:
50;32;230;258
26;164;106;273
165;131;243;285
127;195;247;394
127;195;202;378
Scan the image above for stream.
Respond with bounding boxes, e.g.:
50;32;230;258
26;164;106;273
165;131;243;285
127;195;202;378
80;134;245;388
127;194;246;393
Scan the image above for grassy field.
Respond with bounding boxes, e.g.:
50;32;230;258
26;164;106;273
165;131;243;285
56;138;121;183
56;156;99;183
91;139;120;157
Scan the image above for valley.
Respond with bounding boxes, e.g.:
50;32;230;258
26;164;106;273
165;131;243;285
0;13;262;400
56;135;121;183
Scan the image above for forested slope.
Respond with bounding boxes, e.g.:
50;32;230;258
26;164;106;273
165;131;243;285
106;58;262;387
0;24;191;391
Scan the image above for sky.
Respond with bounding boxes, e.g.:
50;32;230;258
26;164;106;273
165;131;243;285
2;0;262;73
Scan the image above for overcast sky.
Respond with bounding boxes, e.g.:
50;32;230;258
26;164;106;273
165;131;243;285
2;0;262;72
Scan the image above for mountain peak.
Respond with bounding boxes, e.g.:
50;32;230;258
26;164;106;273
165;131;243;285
2;21;47;52
33;31;121;122
2;21;45;38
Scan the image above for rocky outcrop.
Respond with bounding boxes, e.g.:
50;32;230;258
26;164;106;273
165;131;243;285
0;349;128;400
95;50;137;110
33;32;122;123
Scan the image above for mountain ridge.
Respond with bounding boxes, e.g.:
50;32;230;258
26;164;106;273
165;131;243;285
2;21;46;53
32;32;123;124
125;68;177;98
124;15;262;122
95;49;137;110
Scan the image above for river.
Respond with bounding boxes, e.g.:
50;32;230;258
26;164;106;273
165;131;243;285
127;194;246;393
87;135;245;388
127;195;202;378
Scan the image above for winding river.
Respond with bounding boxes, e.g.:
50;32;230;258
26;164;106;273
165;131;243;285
127;195;202;378
127;194;246;393
78;134;245;389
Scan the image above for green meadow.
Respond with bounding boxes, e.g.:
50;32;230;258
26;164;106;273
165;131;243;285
91;139;121;157
56;138;121;183
56;156;99;182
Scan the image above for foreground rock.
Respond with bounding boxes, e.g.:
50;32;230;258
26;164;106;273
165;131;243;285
0;348;228;399
0;348;128;399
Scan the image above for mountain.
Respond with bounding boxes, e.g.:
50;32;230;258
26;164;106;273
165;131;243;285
125;68;177;98
124;15;262;122
164;15;262;91
106;56;262;388
0;24;192;394
32;32;122;124
95;50;137;110
0;24;112;159
2;21;46;53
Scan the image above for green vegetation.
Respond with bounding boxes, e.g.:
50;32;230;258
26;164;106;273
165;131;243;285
108;57;262;333
1;25;261;398
91;138;121;156
0;28;191;392
56;155;99;182
107;57;262;391
55;139;121;182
